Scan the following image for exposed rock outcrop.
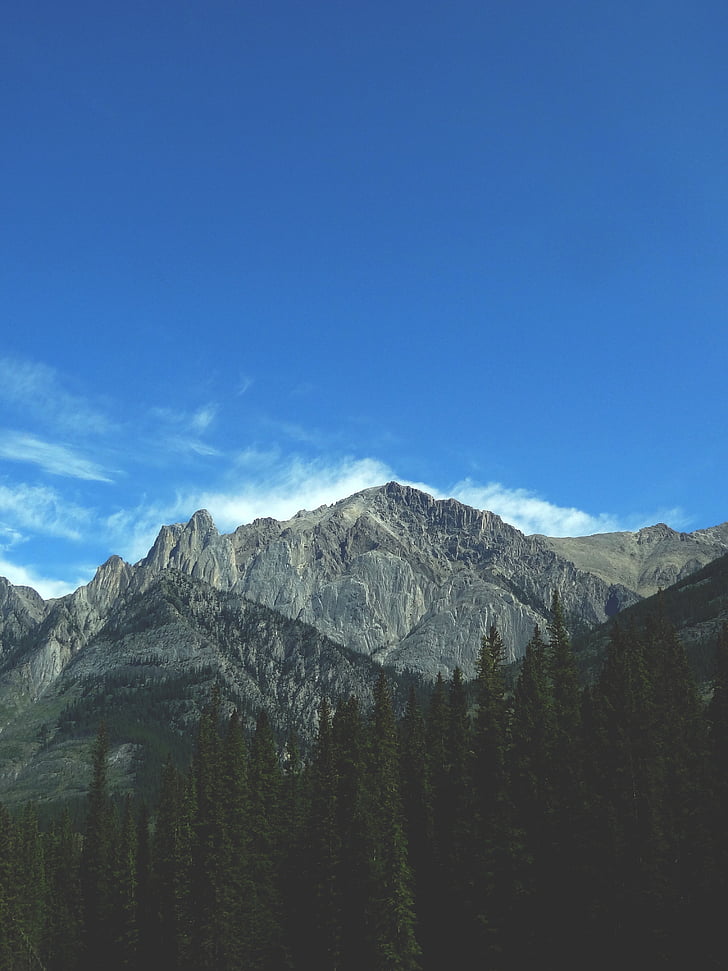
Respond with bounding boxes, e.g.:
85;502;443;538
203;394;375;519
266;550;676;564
540;521;728;597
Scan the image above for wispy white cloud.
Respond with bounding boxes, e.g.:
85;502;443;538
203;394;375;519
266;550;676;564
147;403;222;458
449;479;627;536
96;442;688;582
190;404;218;433
194;456;399;530
159;457;642;540
106;505;169;566
166;437;221;457
0;524;25;550
0;357;113;436
104;456;399;561
0;557;84;599
0;432;114;482
0;482;94;540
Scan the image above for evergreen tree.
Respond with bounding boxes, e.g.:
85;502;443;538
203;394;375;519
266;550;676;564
112;796;139;967
590;622;662;960
548;590;581;759
398;686;432;923
365;672;420;971
642;611;710;964
15;803;47;962
43;810;84;970
80;722;116;968
135;804;154;967
190;690;227;969
471;624;512;964
589;615;710;966
545;592;588;962
706;622;728;962
439;667;473;964
0;805;14;967
303;698;341;970
509;626;555;962
219;710;252;969
511;626;554;823
332;695;370;971
425;672;449;869
247;710;289;970
153;758;194;969
420;672;450;968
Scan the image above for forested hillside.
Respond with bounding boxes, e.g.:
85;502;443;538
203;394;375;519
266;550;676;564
1;597;727;970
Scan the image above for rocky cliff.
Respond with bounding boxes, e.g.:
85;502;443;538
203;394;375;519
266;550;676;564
0;480;726;806
540;521;728;597
139;482;639;675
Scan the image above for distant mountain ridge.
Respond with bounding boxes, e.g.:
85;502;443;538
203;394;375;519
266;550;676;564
0;481;727;807
3;482;727;688
138;482;641;675
541;520;728;597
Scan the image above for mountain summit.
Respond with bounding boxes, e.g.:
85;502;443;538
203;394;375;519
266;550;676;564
1;481;726;807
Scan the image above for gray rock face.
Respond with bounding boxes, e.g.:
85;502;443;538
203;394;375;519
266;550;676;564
1;482;725;697
0;570;381;805
540;521;728;598
0;579;48;660
3;482;725;693
140;482;638;676
0;481;726;806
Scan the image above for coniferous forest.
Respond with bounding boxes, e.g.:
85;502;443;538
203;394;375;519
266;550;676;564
2;598;728;970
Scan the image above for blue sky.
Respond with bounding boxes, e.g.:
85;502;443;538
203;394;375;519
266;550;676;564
2;1;726;597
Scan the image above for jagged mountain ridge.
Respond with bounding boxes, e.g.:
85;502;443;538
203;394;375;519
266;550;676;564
541;521;728;597
140;481;643;675
0;568;382;807
3;483;727;691
1;481;727;807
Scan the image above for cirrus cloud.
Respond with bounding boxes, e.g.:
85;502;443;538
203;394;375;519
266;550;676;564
0;432;113;482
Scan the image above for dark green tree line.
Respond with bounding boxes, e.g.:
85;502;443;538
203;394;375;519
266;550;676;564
2;607;728;969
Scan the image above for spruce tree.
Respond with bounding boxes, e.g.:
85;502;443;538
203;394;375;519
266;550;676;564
365;672;420;971
153;758;194;968
112;796;139;968
706;622;728;962
332;695;369;971
0;805;13;965
509;626;555;962
190;690;227;969
219;710;252;969
399;686;432;923
43;810;84;970
471;624;512;963
420;672;450;968
304;698;341;970
80;722;116;968
135;804;154;967
247;710;288;970
438;667;474;964
545;592;587;962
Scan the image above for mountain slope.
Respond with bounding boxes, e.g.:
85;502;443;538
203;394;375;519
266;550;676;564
140;482;639;675
540;521;728;597
573;550;728;683
0;570;381;808
1;481;726;809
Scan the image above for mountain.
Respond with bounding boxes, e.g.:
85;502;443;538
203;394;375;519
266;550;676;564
573;549;728;684
0;480;726;807
0;567;381;810
139;481;643;675
541;521;728;597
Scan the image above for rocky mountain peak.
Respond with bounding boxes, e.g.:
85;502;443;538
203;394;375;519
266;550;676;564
186;508;218;536
85;555;134;609
636;523;681;545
